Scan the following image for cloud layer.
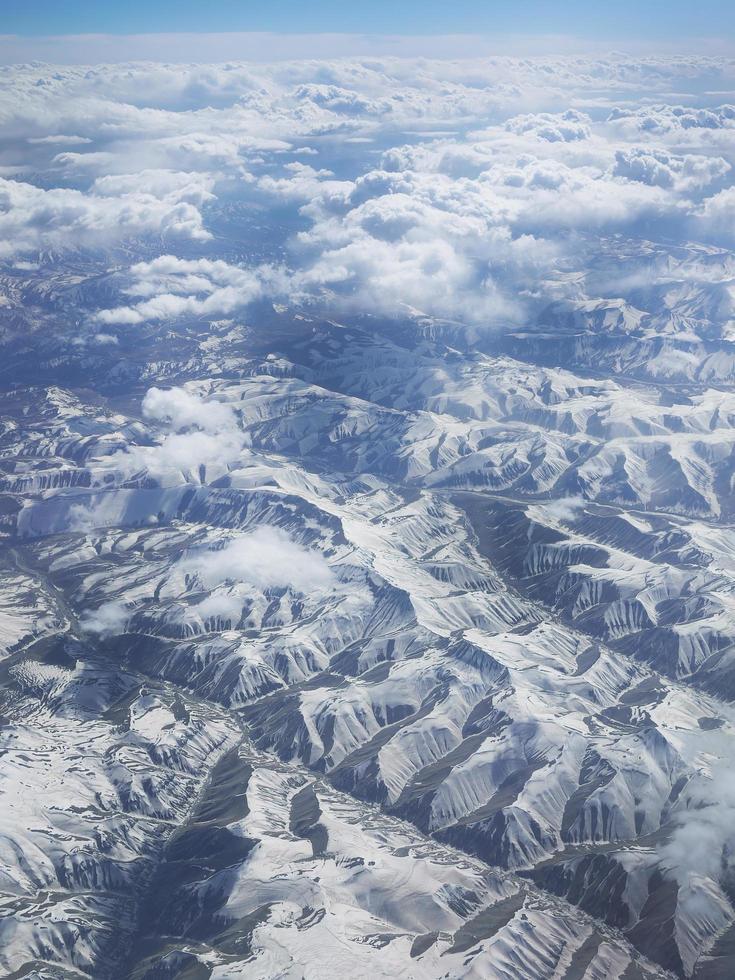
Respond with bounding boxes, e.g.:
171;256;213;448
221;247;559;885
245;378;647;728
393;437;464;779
2;60;735;338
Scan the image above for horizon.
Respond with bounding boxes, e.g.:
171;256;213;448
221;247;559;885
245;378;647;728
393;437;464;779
1;31;734;66
1;0;734;63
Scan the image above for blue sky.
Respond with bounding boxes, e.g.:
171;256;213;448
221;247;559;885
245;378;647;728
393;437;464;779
3;0;734;41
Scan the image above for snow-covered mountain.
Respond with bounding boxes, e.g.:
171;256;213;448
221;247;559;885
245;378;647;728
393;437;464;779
1;54;735;980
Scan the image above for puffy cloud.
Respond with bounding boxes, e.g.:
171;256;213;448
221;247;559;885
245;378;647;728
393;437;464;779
5;56;735;331
258;162;352;204
605;103;735;164
533;496;587;525
694;185;735;241
504;109;592;142
95;255;282;325
142;385;238;434
272;143;684;323
608;103;735;135
296;230;525;323
52;150;117;176
288;178;542;323
293;83;391;117
179;526;335;595
658;753;735;895
119;430;245;480
79;527;334;637
0;173;211;259
613;148;730;190
91;169;215;204
96;385;246;483
80;599;130;636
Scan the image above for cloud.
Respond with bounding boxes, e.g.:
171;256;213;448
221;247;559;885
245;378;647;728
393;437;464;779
28;134;92;146
613;148;730;191
293;223;531;324
81;527;333;637
95;255;284;324
79;599;130;636
5;56;735;334
694;185;735;241
96;385;246;483
142;385;238;434
504;110;592;142
82;527;334;638
293;83;391;117
659;757;735;888
180;526;335;595
608;103;735;136
0;173;212;259
534;496;587;524
272;139;687;323
258;162;352;204
67;495;139;533
120;430;245;481
91;169;215;204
